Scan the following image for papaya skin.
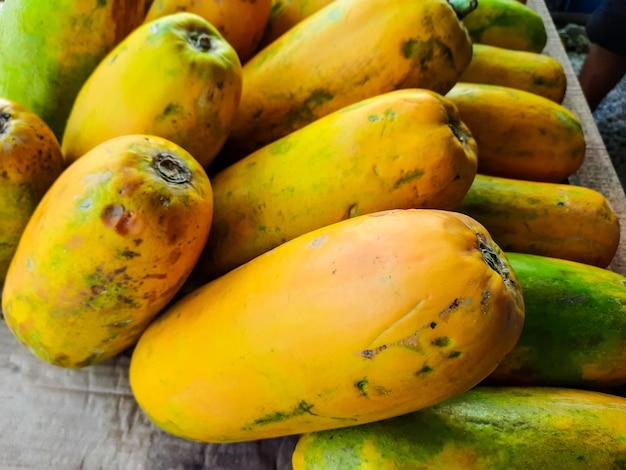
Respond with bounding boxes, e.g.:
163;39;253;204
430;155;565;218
0;99;65;285
292;386;626;469
462;0;547;53
460;44;567;103
61;12;242;169
2;134;213;368
487;252;626;389
144;0;272;63
454;174;620;267
198;88;478;279
0;0;150;140
216;0;474;163
446;83;586;182
129;209;524;443
259;0;335;48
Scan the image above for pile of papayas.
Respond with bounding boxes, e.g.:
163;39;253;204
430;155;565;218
1;0;626;467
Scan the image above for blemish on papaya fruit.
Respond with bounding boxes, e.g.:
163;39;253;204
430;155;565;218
417;364;433;374
286;90;333;126
355;379;369;397
0;112;10;134
242;400;320;430
481;289;491;306
347;204;359;218
393;169;425;189
187;29;215;53
152;153;192;185
432;336;451;347
308;234;328;249
439;297;462;319
448;350;462;358
402;38;433;65
101;204;139;236
430;321;437;329
120;249;140;259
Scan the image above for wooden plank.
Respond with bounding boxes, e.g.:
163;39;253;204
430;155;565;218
1;2;625;469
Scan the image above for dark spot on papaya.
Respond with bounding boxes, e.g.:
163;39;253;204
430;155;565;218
120;249;140;259
417;365;433;374
393;169;425;189
430;321;437;329
481;289;491;305
0;170;7;179
360;343;388;359
101;204;137;236
96;0;106;8
161;102;183;117
152;153;192;185
0;112;11;134
448;350;462;358
91;285;106;296
74;353;102;368
454;174;461;180
52;354;71;367
187;28;215;53
286;89;334;126
355;379;369;397
243;400;320;430
143;273;167;280
557;200;565;206
117;295;138;307
168;250;182;264
111;319;133;328
432;336;450;347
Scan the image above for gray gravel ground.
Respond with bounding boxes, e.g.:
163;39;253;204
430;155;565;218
559;22;626;188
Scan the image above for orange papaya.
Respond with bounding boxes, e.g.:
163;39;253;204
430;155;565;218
144;0;272;62
454;174;620;267
61;12;242;168
0;99;65;285
198;88;478;279
446;82;585;182
216;0;476;164
0;0;150;140
129;209;524;443
292;386;626;469
2;134;213;368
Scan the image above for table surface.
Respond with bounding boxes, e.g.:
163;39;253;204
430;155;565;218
2;1;625;469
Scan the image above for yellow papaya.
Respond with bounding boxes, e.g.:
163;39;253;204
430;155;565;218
215;0;476;165
129;209;524;443
446;82;585;182
0;99;65;285
462;0;547;53
2;134;213;368
198;89;478;279
454;174;620;267
0;0;150;140
61;12;242;168
292;386;626;469
144;0;272;62
258;0;335;48
460;43;567;102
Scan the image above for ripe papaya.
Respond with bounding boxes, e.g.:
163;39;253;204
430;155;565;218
2;134;213;368
198;89;478;279
487;252;626;389
216;0;476;164
462;0;547;53
0;0;150;140
144;0;272;63
0;99;65;285
292;386;626;469
129;209;524;443
446;82;585;182
259;0;335;48
454;174;620;267
61;12;242;168
459;44;567;102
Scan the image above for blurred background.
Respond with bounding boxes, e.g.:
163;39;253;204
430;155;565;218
548;0;626;188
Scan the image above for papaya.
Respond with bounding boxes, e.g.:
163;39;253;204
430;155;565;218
144;0;272;63
61;12;242;169
486;252;626;389
1;134;213;368
0;99;65;285
129;209;524;443
462;0;547;53
198;89;478;280
0;0;150;141
259;0;335;48
454;174;620;267
292;386;626;469
459;44;567;102
446;82;585;182
215;0;476;165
